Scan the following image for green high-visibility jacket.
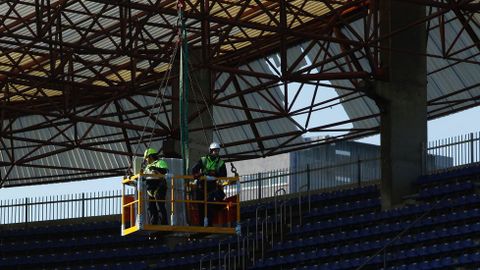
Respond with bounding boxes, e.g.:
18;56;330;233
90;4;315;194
145;159;168;174
144;159;168;196
200;155;225;176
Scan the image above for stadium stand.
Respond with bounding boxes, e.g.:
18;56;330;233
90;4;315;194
1;165;480;270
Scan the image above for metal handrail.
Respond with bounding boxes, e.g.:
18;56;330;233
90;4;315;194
255;205;268;247
277;200;292;243
234;234;253;268
222;243;231;270
260;215;271;260
298;184;311;226
274;188;286;232
225;243;236;270
240;236;252;269
217;239;226;270
199;253;212;270
253;204;270;263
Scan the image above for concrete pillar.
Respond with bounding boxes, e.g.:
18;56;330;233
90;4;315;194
368;1;427;208
165;77;182;159
187;49;213;168
168;48;213;172
377;82;427;209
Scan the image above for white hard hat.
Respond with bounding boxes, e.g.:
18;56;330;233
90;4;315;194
209;142;221;151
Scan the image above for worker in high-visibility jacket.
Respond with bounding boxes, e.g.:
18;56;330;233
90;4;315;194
143;148;169;225
191;142;227;226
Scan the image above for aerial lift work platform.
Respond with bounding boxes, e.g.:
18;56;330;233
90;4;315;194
121;164;241;236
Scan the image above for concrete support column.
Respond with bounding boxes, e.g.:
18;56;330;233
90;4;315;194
168;49;213;171
376;82;427;208
187;49;213;167
165;75;181;158
370;1;427;208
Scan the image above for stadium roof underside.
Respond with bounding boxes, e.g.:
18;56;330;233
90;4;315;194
1;0;479;187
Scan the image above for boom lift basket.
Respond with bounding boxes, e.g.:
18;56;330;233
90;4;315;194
121;173;241;236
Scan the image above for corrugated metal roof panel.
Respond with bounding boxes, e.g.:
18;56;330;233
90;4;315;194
210;56;303;158
295;13;480;132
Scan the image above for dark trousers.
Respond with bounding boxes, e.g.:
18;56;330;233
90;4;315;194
148;187;168;225
196;184;226;226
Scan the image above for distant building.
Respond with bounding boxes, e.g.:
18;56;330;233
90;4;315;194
232;153;290;176
230;137;453;200
290;138;380;192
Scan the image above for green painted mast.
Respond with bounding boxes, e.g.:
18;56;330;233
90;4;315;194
178;0;189;174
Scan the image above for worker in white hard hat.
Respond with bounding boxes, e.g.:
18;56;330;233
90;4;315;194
191;142;227;226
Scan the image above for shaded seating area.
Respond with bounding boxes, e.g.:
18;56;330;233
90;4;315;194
1;165;480;270
251;166;480;270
